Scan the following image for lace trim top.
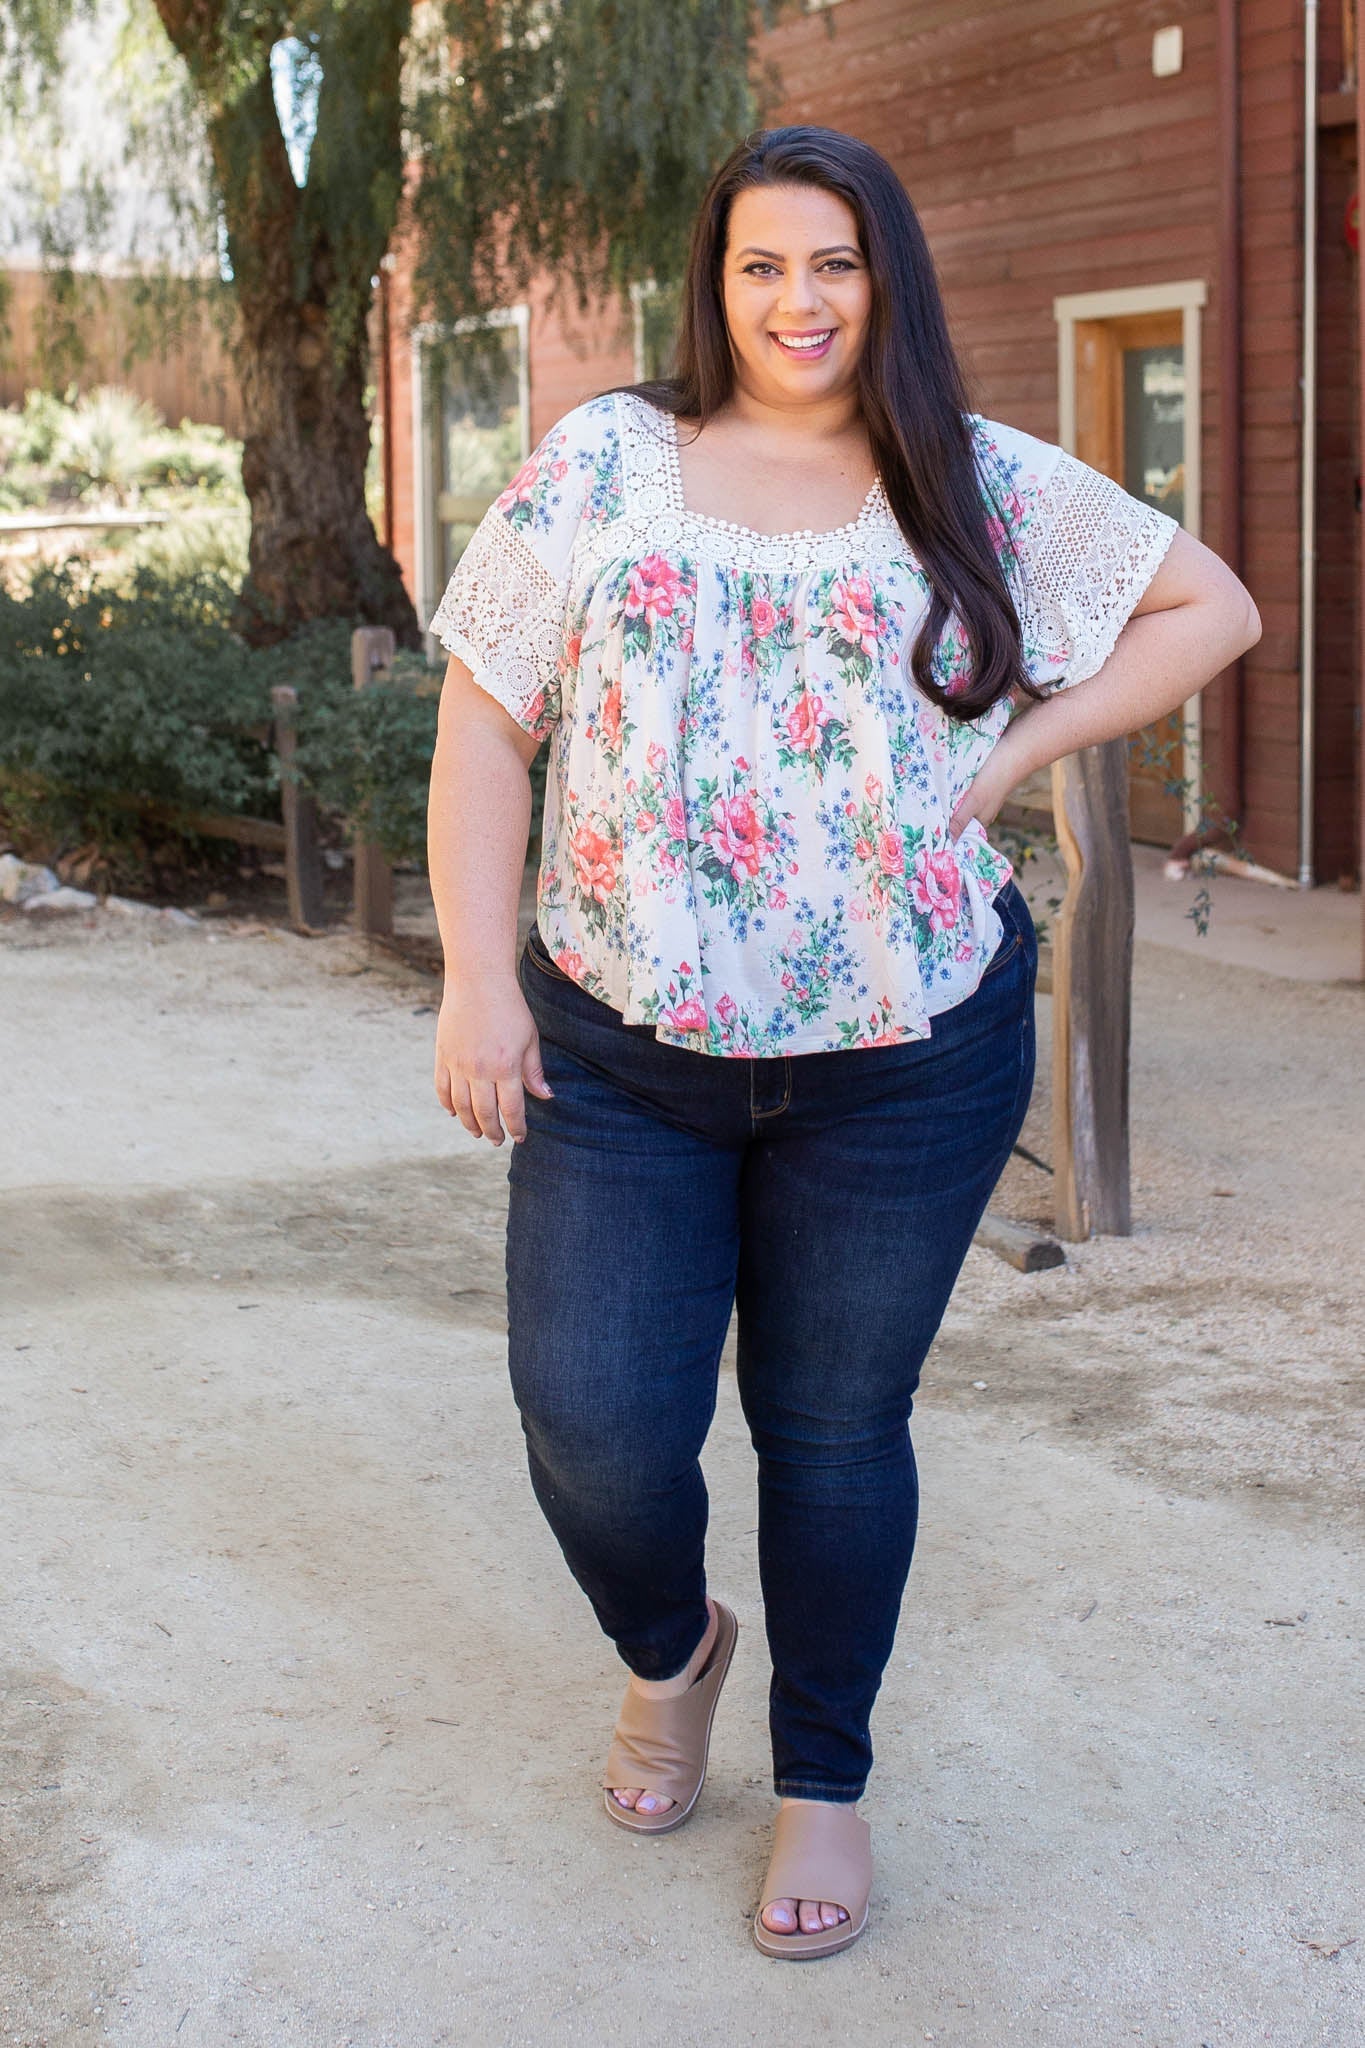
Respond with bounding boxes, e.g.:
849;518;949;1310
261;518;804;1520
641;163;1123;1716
429;391;1177;1057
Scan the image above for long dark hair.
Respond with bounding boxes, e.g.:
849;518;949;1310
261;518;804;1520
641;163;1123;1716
600;126;1035;723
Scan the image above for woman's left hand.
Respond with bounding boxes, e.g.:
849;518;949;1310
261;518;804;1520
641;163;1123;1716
948;730;1028;843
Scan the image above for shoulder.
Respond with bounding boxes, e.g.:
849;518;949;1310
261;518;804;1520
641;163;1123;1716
494;393;623;534
966;413;1066;501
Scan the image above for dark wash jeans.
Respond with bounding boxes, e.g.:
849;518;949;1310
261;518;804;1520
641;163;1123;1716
505;880;1037;1802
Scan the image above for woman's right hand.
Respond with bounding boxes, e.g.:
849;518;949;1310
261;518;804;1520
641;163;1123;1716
434;977;554;1145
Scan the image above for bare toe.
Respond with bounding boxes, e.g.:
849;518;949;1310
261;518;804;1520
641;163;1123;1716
762;1897;798;1933
634;1792;675;1815
798;1899;827;1934
612;1788;642;1808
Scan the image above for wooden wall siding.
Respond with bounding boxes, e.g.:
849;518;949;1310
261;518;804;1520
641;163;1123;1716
524;282;635;445
0;269;244;437
1313;121;1359;882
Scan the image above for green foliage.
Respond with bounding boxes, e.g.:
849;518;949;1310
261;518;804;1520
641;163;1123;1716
295;651;439;865
0;388;246;518
141;419;242;496
0;557;441;866
0;559;274;841
54;384;165;503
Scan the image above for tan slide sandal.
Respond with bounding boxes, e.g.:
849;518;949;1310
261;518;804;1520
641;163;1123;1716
752;1801;873;1960
601;1600;739;1835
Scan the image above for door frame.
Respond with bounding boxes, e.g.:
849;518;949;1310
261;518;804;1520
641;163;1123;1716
1053;279;1207;837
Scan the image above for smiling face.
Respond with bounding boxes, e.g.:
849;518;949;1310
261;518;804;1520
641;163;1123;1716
720;181;872;409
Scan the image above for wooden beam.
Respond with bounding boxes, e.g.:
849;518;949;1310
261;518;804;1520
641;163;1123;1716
270;684;325;932
973;1211;1066;1273
1050;740;1134;1240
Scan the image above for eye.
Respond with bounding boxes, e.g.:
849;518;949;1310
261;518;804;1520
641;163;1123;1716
739;258;859;277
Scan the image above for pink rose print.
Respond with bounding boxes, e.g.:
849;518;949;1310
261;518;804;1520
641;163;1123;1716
524;690;546;733
625;554;684;624
636;809;657;833
665;998;708;1033
865;773;883;804
956;939;975;963
715;993;738;1026
600;680;623;749
704;794;764;883
854;836;873;862
555;948;586;978
497;456;539;509
663;794;687;842
911;846;963;934
646;740;668;773
877;828;904;877
751;595;779;638
832;573;879;657
564;631;583;671
570;824;619;906
785;692;829;756
768;889;787;909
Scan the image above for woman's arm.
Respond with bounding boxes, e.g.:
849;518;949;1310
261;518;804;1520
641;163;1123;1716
949;528;1262;838
428;654;552;1145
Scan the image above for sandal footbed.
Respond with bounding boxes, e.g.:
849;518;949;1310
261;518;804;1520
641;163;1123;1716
601;1601;738;1835
752;1802;872;1960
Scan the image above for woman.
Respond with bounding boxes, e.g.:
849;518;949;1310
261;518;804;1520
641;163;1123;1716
425;126;1259;1959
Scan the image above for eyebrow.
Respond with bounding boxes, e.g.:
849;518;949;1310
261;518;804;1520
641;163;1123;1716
734;244;862;260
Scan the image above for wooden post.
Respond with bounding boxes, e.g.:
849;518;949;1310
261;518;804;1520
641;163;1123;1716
350;626;396;939
1050;739;1134;1240
270;684;325;932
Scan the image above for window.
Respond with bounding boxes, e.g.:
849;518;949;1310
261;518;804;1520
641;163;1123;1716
631;278;684;383
412;306;530;642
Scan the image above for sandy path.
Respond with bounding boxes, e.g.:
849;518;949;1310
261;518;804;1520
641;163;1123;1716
1;910;1361;2047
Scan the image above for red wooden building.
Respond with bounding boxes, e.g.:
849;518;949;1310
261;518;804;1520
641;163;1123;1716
379;0;1364;895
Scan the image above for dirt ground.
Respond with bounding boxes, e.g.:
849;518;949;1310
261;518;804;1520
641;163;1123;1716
1;897;1361;2048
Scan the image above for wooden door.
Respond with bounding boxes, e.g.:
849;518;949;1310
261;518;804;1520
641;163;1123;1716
1074;312;1187;845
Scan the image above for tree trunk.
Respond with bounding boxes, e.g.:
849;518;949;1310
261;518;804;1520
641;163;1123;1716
151;0;417;649
232;300;419;649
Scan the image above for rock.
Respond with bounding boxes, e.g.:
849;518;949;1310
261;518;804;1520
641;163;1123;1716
0;855;60;905
104;895;157;918
22;885;98;914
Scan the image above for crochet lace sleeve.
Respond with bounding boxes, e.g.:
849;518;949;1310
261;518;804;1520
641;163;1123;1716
427;397;614;741
973;417;1180;693
428;514;567;742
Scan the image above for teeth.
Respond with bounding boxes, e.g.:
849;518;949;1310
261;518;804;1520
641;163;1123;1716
774;331;832;350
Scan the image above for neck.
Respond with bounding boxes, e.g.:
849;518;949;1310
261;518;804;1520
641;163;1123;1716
722;369;863;442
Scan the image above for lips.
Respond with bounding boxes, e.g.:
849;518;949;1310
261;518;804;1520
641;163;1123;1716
770;329;835;359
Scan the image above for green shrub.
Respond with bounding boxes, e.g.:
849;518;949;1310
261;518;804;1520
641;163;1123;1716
55;386;165;505
0;557;443;868
0;559;275;842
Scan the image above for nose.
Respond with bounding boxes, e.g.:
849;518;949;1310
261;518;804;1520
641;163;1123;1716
774;267;822;317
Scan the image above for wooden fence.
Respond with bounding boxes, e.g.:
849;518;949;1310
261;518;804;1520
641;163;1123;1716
0;269;245;435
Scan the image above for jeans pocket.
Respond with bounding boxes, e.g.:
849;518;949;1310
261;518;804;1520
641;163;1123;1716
978;884;1030;984
523;923;573;983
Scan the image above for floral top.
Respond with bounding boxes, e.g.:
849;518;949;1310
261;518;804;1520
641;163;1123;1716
429;390;1177;1056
